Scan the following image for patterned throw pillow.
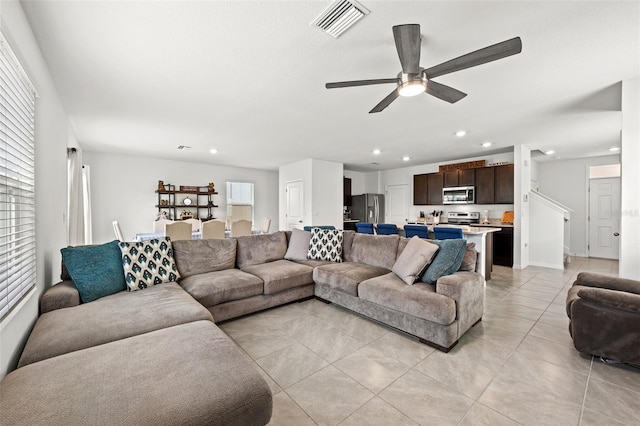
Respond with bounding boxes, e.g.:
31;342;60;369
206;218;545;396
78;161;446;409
119;237;180;291
307;228;343;262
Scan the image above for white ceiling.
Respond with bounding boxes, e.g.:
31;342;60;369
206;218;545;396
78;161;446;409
21;1;639;172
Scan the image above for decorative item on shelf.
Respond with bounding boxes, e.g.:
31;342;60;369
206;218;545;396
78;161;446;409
157;180;166;191
208;182;215;193
156;211;168;220
179;210;194;220
179;185;198;193
182;197;192;206
160;199;169;206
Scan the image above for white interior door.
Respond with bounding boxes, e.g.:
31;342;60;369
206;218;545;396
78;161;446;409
386;184;409;224
589;177;620;259
286;180;304;230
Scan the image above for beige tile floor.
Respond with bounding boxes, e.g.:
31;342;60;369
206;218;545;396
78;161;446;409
219;257;639;426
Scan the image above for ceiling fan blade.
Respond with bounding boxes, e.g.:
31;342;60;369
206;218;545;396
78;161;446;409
425;37;522;79
369;89;400;113
326;78;398;89
425;80;467;103
393;24;421;74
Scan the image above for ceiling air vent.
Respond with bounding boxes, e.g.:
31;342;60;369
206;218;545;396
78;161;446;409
177;145;191;150
311;0;370;38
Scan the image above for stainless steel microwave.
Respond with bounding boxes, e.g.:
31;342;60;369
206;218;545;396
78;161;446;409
442;186;476;204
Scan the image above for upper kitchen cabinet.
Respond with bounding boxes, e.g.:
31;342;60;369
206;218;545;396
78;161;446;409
427;172;443;205
444;169;475;187
343;177;352;206
494;164;514;204
475;167;495;204
413;174;428;205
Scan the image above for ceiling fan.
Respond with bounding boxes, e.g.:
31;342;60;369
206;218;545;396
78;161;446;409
325;24;522;113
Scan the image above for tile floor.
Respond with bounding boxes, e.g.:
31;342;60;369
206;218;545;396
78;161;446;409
219;257;639;426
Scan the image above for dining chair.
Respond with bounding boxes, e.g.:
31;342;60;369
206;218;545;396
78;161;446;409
258;217;271;234
404;224;428;239
184;218;202;232
303;225;336;231
376;223;398;235
153;218;174;233
202;220;226;239
112;220;124;241
434;227;464;240
231;219;252;237
355;222;374;234
165;221;192;241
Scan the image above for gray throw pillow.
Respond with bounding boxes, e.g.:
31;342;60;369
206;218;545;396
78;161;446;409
392;236;440;285
458;242;477;272
284;228;311;261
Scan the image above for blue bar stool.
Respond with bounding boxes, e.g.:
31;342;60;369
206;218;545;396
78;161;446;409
433;227;464;240
376;223;398;235
404;225;428;239
355;222;374;234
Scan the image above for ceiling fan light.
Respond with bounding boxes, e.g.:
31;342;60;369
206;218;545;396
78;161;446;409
398;80;425;97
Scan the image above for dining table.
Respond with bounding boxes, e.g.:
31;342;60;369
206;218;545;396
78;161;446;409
132;229;262;242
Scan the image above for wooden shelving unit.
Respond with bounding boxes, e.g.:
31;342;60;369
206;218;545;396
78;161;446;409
155;183;218;220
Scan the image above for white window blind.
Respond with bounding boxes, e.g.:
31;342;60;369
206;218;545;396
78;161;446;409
226;182;254;223
0;34;36;320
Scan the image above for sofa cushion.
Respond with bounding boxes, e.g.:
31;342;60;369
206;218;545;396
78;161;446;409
17;282;212;368
313;262;390;296
60;240;127;303
392;237;439;285
291;259;335;268
458;242;478;272
307;228;343;262
236;231;288;269
241;259;313;295
421;239;467;284
358;272;457;325
342;230;356;261
179;269;264;308
119;237;180;291
350;234;400;270
172;238;237;278
2;321;273;426
284;228;311;261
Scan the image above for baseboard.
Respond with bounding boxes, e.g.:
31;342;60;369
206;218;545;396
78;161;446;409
529;261;564;270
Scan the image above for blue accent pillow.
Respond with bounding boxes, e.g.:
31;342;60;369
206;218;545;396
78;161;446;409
420;239;468;284
61;240;127;303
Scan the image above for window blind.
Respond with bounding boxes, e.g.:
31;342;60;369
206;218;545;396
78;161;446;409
0;34;36;320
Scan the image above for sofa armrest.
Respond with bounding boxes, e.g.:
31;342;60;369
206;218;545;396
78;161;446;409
577;287;640;314
40;280;80;313
575;272;640;295
435;272;485;335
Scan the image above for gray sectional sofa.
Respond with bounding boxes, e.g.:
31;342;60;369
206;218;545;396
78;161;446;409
0;229;485;425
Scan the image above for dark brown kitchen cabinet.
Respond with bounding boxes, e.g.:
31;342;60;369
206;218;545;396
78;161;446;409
343;177;352;206
494;164;514;204
413;174;428;205
475;167;495;204
427;173;443;205
444;169;475;187
493;227;514;266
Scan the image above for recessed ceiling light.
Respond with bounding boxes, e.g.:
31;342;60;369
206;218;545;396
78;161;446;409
481;141;492;148
545;150;555;155
609;147;620;151
209;149;218;154
455;130;467;137
402;156;410;162
373;149;381;155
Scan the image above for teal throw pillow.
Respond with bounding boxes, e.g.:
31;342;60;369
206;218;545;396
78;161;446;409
420;239;468;284
61;240;127;303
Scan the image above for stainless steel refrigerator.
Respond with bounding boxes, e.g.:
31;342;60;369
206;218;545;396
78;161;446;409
350;194;385;224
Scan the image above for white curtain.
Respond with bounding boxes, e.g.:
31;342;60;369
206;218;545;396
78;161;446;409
67;149;92;245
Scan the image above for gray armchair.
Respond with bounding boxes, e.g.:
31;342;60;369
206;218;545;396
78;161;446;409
566;272;640;365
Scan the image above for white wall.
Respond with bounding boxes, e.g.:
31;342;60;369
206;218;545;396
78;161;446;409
311;159;343;228
535;154;621;257
83;151;279;243
343;170;365;197
377;152;515;223
620;77;640;279
513;145;531;269
0;1;71;378
279;159;343;230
